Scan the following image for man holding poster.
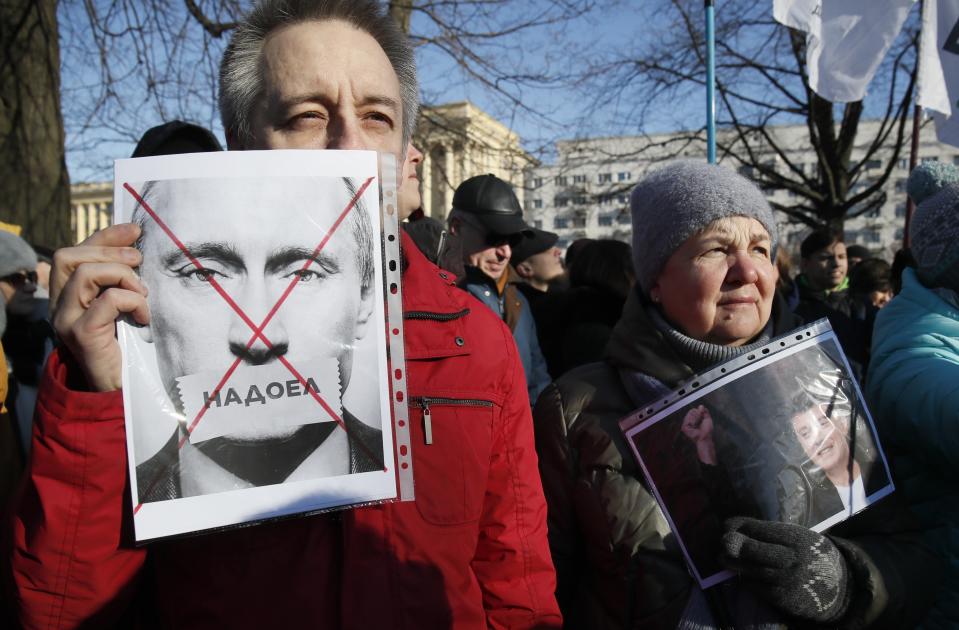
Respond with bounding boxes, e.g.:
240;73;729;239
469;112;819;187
7;1;560;628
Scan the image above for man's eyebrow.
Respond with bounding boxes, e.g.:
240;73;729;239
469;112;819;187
161;242;246;271
276;93;400;113
266;247;341;274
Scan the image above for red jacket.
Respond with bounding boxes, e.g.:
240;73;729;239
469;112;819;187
8;233;560;629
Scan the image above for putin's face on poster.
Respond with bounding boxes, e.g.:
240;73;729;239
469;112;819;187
130;175;382;501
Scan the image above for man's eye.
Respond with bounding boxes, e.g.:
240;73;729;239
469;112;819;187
177;267;224;283
287;112;326;130
287;269;325;283
364;111;393;127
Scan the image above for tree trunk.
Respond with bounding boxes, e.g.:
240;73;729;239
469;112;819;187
388;1;414;34
0;0;71;247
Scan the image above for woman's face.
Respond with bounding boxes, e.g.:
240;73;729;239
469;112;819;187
791;404;851;476
651;217;777;346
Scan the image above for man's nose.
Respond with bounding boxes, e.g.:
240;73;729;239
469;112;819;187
327;116;364;150
497;243;512;262
227;283;290;365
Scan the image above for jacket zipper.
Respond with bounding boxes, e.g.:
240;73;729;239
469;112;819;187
409;396;493;445
404;308;470;322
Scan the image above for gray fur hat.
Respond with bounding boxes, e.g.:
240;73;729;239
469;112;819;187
630;160;778;293
0;230;37;279
910;182;959;292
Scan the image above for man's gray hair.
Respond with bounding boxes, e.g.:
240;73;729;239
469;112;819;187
219;0;419;148
131;177;374;291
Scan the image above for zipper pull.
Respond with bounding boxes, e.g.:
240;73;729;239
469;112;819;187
422;399;433;445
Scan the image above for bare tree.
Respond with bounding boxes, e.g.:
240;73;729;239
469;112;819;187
0;0;598;243
0;0;71;247
578;0;919;231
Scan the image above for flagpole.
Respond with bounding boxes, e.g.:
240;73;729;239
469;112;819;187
706;0;717;163
904;0;924;248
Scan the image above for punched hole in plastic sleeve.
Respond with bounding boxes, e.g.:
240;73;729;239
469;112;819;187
379;152;414;501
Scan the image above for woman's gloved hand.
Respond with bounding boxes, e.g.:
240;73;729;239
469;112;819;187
721;516;853;624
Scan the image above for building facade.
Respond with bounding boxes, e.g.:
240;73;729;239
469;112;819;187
70;182;113;244
523;121;958;261
414;101;535;219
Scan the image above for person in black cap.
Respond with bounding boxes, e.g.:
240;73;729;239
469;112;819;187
447;174;551;404
131;120;223;158
512;228;564;296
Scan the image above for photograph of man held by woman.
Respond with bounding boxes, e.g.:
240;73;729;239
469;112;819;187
623;329;893;587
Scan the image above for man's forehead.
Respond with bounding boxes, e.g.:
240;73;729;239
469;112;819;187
259;19;401;103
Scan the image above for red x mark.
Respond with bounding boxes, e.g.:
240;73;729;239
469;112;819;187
124;177;384;514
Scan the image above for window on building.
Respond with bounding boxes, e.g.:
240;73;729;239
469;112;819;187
921;156;939;163
738;165;754;178
617;171;631;182
573;174;587;184
555;176;568;186
864;159;881;170
598;173;612;183
864;229;881;244
894;178;907;192
618;194;629;204
533;177;544;187
555;197;569;207
954;155;959;166
898;158;909;170
573;195;587;205
865;207;880;219
616;213;631;225
554;217;569;229
572;216;587;228
598;216;613;226
533;199;543;209
895;203;907;218
533;219;543;229
894;227;904;241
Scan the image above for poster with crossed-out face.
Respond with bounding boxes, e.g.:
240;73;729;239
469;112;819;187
116;150;402;542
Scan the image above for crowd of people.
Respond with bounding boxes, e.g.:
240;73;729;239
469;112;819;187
1;1;958;628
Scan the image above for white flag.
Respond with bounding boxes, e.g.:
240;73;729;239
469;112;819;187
918;0;959;147
774;0;917;103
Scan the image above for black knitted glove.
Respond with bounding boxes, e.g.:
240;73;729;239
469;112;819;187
721;517;853;624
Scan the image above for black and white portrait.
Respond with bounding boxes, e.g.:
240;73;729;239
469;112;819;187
116;151;396;541
621;325;894;587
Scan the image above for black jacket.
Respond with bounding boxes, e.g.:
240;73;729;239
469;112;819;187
533;290;940;629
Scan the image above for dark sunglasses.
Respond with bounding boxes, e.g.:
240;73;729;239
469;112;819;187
1;270;38;287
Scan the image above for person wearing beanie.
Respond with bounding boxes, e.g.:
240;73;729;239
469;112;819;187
447;173;552;403
0;231;47;497
868;165;959;628
534;159;937;628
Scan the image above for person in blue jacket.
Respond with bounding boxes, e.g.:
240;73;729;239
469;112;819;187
867;162;959;629
447;174;552;404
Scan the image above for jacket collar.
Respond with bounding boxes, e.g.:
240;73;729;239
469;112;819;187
605;288;800;388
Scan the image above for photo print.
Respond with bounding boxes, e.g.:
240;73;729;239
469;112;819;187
620;321;894;588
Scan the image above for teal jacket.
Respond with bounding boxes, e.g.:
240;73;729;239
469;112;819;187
867;268;959;629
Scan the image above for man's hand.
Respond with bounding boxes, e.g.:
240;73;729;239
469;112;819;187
51;224;150;391
681;404;717;465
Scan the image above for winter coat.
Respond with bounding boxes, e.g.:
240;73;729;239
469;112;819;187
6;232;561;630
534;289;938;629
867;267;959;629
463;266;551;404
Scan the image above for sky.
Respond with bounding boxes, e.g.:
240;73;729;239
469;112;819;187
58;0;919;183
